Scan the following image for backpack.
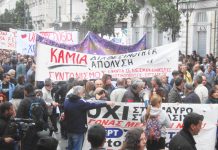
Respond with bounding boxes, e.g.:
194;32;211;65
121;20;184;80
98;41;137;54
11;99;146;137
29;98;47;131
145;115;162;140
145;105;161;140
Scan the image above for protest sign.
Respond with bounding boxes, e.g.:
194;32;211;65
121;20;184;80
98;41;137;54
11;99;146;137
83;103;218;150
16;30;78;55
0;30;16;50
35;38;179;81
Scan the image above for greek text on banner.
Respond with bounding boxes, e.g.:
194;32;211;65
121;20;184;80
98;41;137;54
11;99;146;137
35;41;179;81
83;103;218;150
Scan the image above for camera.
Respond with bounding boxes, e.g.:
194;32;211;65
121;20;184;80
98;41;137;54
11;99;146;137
5;118;35;141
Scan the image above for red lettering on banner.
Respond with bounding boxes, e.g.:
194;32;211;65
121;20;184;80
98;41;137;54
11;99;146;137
50;48;87;64
0;31;7;35
28;32;35;42
0;36;5;40
125;122;142;127
88;119;124;127
176;122;183;129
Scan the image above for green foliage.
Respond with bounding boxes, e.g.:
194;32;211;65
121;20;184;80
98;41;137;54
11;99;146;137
0;0;33;30
84;0;140;36
148;0;180;42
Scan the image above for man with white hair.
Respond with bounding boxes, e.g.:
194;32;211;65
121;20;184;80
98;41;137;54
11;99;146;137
64;86;114;150
122;78;144;102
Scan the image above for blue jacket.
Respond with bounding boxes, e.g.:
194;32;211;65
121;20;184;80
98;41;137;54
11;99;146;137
64;94;107;134
0;82;15;101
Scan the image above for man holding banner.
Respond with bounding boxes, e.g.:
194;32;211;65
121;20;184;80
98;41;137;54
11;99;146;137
64;86;114;150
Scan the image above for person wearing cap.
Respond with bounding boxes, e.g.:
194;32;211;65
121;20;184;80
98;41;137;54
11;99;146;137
182;83;200;103
169;112;204;150
42;78;59;133
88;124;106;150
168;77;184;103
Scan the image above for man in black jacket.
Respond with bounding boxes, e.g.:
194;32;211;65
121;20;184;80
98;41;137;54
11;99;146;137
0;102;16;150
17;83;48;150
169;112;204;150
182;83;201;103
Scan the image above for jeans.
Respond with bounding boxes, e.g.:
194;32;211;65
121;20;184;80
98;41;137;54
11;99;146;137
67;133;84;150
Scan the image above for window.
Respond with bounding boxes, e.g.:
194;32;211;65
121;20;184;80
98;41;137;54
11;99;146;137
196;12;207;23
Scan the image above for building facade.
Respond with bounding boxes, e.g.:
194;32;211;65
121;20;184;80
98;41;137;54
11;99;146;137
129;0;218;57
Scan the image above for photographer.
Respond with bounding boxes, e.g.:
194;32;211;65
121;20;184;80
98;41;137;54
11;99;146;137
0;102;17;150
17;83;49;150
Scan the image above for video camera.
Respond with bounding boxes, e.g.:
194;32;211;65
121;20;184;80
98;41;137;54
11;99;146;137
6;118;35;141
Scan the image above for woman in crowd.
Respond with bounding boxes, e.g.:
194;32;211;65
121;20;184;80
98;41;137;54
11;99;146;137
0;93;6;104
121;127;147;150
206;87;218;104
84;81;95;99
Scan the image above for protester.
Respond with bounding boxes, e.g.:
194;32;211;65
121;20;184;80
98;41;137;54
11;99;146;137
202;74;212;91
10;84;24;112
36;136;58;150
64;86;114;150
194;75;208;103
170;70;180;87
0;102;17;150
16;56;26;79
122;78;144;102
42;78;59;133
206;87;218;104
181;64;193;84
7;69;17;85
84;81;95;99
88;124;106;150
169;112;204;150
204;64;216;86
0;73;15;101
110;78;127;102
0;93;7;104
182;83;201;103
120;127;146;150
141;93;170;150
102;74;115;96
193;63;203;80
94;79;104;89
151;76;167;102
168;77;184;103
92;87;108;101
17;83;48;150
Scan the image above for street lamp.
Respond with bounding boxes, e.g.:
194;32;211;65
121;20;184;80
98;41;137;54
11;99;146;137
179;0;196;57
74;15;81;30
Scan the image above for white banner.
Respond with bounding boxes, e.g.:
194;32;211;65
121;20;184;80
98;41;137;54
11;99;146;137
16;30;78;55
0;30;16;50
83;103;218;150
35;42;179;81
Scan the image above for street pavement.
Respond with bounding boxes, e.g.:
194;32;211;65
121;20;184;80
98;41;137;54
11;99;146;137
52;123;68;150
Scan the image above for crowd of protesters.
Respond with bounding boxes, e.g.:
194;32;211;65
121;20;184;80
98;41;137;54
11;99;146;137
0;48;217;150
